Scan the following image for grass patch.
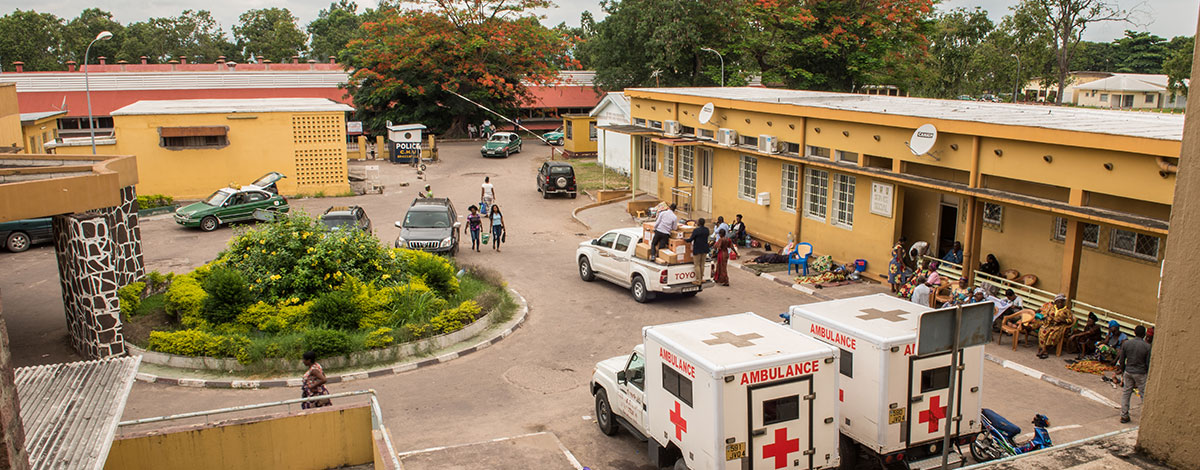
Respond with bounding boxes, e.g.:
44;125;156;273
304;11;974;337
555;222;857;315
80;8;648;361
565;160;630;192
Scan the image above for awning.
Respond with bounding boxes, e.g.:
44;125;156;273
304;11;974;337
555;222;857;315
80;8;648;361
651;137;703;146
159;126;227;137
16;356;142;470
596;124;658;135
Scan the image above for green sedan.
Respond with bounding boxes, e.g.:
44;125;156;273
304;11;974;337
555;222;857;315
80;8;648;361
542;127;564;146
174;187;290;231
480;132;522;157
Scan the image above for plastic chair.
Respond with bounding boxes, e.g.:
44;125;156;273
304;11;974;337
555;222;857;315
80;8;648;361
788;242;813;275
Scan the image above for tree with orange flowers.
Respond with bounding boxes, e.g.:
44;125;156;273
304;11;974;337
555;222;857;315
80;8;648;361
342;0;578;135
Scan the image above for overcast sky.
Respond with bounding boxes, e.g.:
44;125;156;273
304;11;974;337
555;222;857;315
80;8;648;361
6;0;1197;42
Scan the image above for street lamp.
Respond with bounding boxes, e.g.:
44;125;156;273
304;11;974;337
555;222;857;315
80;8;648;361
701;47;724;87
84;30;113;154
1011;53;1021;103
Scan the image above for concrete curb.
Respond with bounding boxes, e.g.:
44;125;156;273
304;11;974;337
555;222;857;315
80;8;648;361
133;288;530;389
983;352;1121;409
569;191;642;231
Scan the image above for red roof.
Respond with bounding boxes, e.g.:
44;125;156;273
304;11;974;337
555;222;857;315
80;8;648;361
524;85;604;109
17;88;352;117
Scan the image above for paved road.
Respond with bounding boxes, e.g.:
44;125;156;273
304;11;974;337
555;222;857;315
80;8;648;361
3;141;1132;468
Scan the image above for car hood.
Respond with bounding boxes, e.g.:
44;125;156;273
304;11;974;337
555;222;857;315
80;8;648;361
482;141;508;149
176;202;214;217
400;227;452;240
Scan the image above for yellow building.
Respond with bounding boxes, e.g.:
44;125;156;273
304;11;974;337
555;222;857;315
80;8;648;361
0;83;21;152
562;114;598;157
610;87;1180;324
20;110;65;154
50;98;353;198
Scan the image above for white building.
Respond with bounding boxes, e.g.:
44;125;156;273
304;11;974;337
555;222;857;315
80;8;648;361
591;92;633;175
1073;73;1187;110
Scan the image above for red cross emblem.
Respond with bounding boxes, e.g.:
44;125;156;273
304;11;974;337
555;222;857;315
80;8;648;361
918;395;947;433
669;401;688;440
762;428;800;469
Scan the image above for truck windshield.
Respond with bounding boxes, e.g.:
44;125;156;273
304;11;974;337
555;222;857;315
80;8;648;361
404;210;450;228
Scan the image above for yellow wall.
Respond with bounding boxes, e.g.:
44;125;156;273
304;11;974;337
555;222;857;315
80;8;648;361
56;110;350;199
796;172;901;278
104;404;374;470
21;118;60;154
708;148;799;247
0;84;20;151
564;115;598;154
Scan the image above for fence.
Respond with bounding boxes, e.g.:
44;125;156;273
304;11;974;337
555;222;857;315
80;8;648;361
921;255;1153;334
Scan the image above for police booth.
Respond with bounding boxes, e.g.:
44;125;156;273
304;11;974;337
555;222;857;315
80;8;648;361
388;123;427;164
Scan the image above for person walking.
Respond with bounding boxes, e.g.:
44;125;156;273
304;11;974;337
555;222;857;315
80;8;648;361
481;176;496;212
490;205;506;252
713;228;735;286
684;218;711;285
465;205;482;252
482;119;493;138
301;351;331;409
650;203;678;254
1117;325;1151;423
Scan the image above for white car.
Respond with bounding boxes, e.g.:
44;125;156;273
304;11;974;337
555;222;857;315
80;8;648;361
576;227;714;302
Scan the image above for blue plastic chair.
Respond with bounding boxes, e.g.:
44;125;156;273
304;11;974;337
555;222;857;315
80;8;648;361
788;242;813;276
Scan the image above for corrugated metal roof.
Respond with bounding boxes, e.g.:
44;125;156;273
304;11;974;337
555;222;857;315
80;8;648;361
19;111;67;124
15;356;141;470
629;87;1185;142
1073;73;1181;92
0;71;350;93
112;98;355;115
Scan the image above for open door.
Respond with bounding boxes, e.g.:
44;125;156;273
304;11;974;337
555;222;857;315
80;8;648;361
750;377;813;469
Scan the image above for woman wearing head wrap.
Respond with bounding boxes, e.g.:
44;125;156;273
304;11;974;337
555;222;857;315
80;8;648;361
1037;294;1075;359
888;236;907;293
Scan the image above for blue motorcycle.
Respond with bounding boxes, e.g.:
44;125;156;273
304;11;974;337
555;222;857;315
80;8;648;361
970;408;1053;462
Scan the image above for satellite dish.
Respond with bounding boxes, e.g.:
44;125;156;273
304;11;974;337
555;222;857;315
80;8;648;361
909;124;937;156
698;103;715;125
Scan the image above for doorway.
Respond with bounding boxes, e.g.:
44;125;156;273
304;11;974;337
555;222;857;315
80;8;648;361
696;148;713;214
937;204;958;259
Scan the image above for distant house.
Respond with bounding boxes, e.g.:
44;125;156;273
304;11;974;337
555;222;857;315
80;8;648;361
590;92;633;175
1074;73;1187;110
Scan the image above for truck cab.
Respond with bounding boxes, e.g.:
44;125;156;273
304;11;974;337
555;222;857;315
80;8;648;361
593;345;650;440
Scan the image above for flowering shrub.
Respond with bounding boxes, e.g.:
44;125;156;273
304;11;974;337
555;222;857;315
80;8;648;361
237;300;311;333
430;300;482;335
364;327;395;349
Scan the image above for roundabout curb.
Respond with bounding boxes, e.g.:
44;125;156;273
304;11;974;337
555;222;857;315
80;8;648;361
133;287;530;389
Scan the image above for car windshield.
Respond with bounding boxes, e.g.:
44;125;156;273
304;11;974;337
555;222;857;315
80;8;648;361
321;215;356;228
549;166;572;175
251;173;277;186
204;190;232;206
404;210;450;228
488;134;508;143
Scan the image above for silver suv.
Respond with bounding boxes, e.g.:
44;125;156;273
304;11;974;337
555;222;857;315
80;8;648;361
394;198;460;255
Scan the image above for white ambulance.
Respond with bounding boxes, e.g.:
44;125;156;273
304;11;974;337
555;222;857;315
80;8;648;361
787;294;984;468
591;313;841;470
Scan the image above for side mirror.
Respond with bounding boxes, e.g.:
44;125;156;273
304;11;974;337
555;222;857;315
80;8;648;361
394;221;403;228
616;370;627;384
591;238;601;246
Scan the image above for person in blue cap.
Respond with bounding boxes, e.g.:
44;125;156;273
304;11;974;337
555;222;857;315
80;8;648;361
1096;320;1129;364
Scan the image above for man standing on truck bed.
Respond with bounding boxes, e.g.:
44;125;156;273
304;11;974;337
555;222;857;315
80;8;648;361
685;218;710;285
651;203;678;254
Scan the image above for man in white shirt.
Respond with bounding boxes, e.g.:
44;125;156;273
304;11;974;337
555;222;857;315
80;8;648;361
990;288;1024;329
651;203;679;254
911;279;933;307
712;216;730;242
480;176;496;208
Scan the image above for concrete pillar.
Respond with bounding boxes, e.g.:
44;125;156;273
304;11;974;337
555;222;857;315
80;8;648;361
0;303;30;470
357;135;367;161
376;135;387;162
1059;189;1086;300
1137;8;1200;465
962;197;983;285
51;212;128;359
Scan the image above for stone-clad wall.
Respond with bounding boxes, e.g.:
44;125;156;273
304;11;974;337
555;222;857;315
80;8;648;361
50;185;143;359
0;305;30;470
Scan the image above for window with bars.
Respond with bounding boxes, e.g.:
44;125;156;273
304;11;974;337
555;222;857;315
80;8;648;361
833;174;856;228
983;202;1003;226
664;146;675;177
781;163;799;213
783;142;801;155
1053;217;1100;247
679;146;694;183
741;135;759;147
807;145;831;159
837;150;859;164
633;118;647;127
1110;228;1160;261
649;120;663;130
699;128;715;139
681;125;695;136
804;168;828;220
739;155;758;200
589;122;597;140
640;137;657;172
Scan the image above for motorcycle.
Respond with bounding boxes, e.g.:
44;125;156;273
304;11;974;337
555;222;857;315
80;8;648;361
970;408;1053;462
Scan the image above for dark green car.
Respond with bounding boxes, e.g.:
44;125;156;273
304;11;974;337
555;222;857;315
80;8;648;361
0;218;53;252
480;132;522;157
542;127;564;146
174;187;290;231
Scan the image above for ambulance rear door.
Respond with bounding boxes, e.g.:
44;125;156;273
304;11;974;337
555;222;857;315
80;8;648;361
749;377;812;469
905;352;963;447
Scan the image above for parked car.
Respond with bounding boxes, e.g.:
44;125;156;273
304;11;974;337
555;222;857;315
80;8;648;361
481;132;522;157
542;127;564;146
980;94;1002;102
174;187;290;232
956;94;977;101
394;198;460;255
537;161;578;199
245;172;286;194
320;206;372;233
0;218;53;252
576;227;714;303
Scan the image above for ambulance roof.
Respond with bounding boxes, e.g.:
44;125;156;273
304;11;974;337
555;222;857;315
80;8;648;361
789;293;931;347
644;312;836;377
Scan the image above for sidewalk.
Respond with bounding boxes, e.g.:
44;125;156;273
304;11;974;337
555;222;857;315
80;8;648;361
984;338;1130;409
966;428;1169;470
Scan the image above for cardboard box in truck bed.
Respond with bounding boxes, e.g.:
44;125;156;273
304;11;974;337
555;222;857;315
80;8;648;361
788;294;983;464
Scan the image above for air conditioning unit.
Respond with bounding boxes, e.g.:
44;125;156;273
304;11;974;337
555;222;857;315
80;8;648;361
718;128;738;146
757;192;771;206
758;134;780;154
664;120;681;136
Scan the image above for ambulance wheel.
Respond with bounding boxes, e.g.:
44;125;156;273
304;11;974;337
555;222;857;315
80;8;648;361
631;276;653;303
838;434;860;470
673;457;689;470
595;389;619;436
579;257;595;282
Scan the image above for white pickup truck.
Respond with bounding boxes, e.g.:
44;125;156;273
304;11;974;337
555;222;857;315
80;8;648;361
577;227;714;303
